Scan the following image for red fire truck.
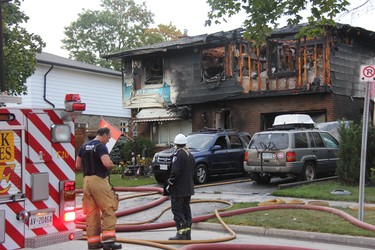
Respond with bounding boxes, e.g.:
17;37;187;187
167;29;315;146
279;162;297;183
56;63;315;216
0;94;85;249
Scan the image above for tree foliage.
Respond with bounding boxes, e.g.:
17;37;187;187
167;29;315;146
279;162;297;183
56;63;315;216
336;122;375;185
62;0;182;70
205;0;350;44
3;0;45;95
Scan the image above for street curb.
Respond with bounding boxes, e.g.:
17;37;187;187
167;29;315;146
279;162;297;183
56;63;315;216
194;222;375;249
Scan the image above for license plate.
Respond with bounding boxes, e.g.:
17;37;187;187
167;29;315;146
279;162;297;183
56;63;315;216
29;212;53;229
160;164;168;170
261;153;274;159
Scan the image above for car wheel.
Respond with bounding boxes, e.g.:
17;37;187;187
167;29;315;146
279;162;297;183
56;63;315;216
301;162;316;181
194;164;208;184
154;173;167;183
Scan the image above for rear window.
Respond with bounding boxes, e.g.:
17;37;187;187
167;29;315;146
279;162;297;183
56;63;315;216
249;133;289;150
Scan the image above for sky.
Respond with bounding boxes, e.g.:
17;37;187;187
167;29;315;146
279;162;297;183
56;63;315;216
20;0;375;58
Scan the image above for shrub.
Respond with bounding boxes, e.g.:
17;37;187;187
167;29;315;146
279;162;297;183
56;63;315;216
122;136;156;163
336;122;375;185
109;135;127;164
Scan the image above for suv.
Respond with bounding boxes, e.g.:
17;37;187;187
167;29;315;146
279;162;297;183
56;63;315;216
243;114;339;184
151;128;250;184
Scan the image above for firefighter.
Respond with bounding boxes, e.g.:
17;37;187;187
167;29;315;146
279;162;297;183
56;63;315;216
76;127;122;250
166;134;195;240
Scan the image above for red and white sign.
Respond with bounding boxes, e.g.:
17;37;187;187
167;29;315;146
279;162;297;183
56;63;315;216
99;118;123;152
360;65;375;82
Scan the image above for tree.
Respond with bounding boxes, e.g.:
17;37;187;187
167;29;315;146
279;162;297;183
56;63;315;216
62;0;182;70
205;0;351;44
142;23;183;45
3;0;45;96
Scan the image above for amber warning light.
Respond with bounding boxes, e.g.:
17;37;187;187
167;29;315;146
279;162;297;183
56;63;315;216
64;94;86;112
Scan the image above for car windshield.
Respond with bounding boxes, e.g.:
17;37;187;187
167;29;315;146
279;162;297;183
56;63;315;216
249;133;289;150
186;134;214;150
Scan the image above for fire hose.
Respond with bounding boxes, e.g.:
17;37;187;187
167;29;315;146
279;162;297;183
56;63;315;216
75;183;375;249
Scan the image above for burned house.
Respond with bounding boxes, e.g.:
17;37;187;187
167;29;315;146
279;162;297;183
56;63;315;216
104;24;375;147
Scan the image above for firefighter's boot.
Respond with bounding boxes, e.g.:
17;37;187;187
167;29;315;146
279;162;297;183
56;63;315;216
168;221;187;240
102;241;122;250
186;221;192;240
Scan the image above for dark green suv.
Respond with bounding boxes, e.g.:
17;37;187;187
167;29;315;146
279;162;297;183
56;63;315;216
244;115;339;184
151;128;250;184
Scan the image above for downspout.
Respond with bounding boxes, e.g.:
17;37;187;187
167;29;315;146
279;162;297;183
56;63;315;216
44;65;55;108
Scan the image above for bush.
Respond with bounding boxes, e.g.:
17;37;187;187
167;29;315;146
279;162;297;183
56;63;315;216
123;136;156;163
109;135;127;164
336;122;375;185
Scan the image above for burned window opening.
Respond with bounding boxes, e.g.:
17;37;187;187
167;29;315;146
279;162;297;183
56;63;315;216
144;56;163;85
269;39;298;76
202;47;225;86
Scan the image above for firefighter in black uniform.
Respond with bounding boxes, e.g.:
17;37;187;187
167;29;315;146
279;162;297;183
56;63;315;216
75;127;122;250
166;134;195;240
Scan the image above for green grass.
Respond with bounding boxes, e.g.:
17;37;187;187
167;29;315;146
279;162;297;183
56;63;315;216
207;180;375;237
75;172;157;189
272;180;375;203
208;202;375;237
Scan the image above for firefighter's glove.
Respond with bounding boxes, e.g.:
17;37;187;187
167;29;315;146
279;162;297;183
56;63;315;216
166;179;173;193
167;179;174;186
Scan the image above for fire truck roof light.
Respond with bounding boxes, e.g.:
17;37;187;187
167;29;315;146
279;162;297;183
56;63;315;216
72;103;86;111
65;94;81;102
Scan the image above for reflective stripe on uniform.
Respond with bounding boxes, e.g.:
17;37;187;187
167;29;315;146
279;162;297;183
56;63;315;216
102;230;116;238
87;235;101;244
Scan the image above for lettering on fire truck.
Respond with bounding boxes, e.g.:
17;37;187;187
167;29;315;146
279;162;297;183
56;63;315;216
0;131;14;162
56;150;70;159
0;131;15;194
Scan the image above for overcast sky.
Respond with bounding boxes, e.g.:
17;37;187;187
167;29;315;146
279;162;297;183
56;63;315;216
20;0;375;58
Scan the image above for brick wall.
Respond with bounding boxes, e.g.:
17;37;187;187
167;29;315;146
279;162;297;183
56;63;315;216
192;92;367;135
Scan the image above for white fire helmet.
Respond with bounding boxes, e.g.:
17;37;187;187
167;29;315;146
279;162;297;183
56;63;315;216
174;134;187;145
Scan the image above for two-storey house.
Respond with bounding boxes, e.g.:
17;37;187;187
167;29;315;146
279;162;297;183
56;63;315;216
104;23;375;147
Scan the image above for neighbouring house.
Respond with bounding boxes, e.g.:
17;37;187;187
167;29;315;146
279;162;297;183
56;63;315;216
7;52;131;152
103;23;375;148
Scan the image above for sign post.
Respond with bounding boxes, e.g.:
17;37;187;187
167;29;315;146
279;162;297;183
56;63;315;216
358;65;375;221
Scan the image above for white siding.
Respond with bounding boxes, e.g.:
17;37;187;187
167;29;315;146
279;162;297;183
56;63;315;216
8;64;130;119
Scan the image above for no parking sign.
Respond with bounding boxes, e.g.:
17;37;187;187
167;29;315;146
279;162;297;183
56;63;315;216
360;65;375;82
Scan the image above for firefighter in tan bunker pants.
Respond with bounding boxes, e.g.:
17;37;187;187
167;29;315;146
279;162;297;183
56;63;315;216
76;127;122;250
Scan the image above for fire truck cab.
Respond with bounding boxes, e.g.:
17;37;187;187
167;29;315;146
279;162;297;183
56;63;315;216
0;94;85;249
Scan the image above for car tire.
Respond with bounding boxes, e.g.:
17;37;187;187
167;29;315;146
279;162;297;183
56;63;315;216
154;173;167;183
194;164;208;184
301;161;316;181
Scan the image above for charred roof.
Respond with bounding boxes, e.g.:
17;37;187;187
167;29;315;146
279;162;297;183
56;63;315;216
103;28;243;60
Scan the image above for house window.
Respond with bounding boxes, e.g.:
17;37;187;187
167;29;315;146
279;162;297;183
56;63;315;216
120;120;128;133
202;47;225;80
144;56;163;85
268;40;297;76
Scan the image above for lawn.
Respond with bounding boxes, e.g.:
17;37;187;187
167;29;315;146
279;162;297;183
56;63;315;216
75;172;157;189
272;180;375;203
208;180;375;237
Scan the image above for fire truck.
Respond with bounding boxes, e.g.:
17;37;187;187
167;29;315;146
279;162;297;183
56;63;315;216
0;94;85;249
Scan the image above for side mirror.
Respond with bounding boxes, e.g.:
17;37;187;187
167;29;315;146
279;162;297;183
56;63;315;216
213;145;222;151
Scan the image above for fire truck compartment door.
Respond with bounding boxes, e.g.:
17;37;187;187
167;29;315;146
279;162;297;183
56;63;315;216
1;201;26;247
27;113;52;163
